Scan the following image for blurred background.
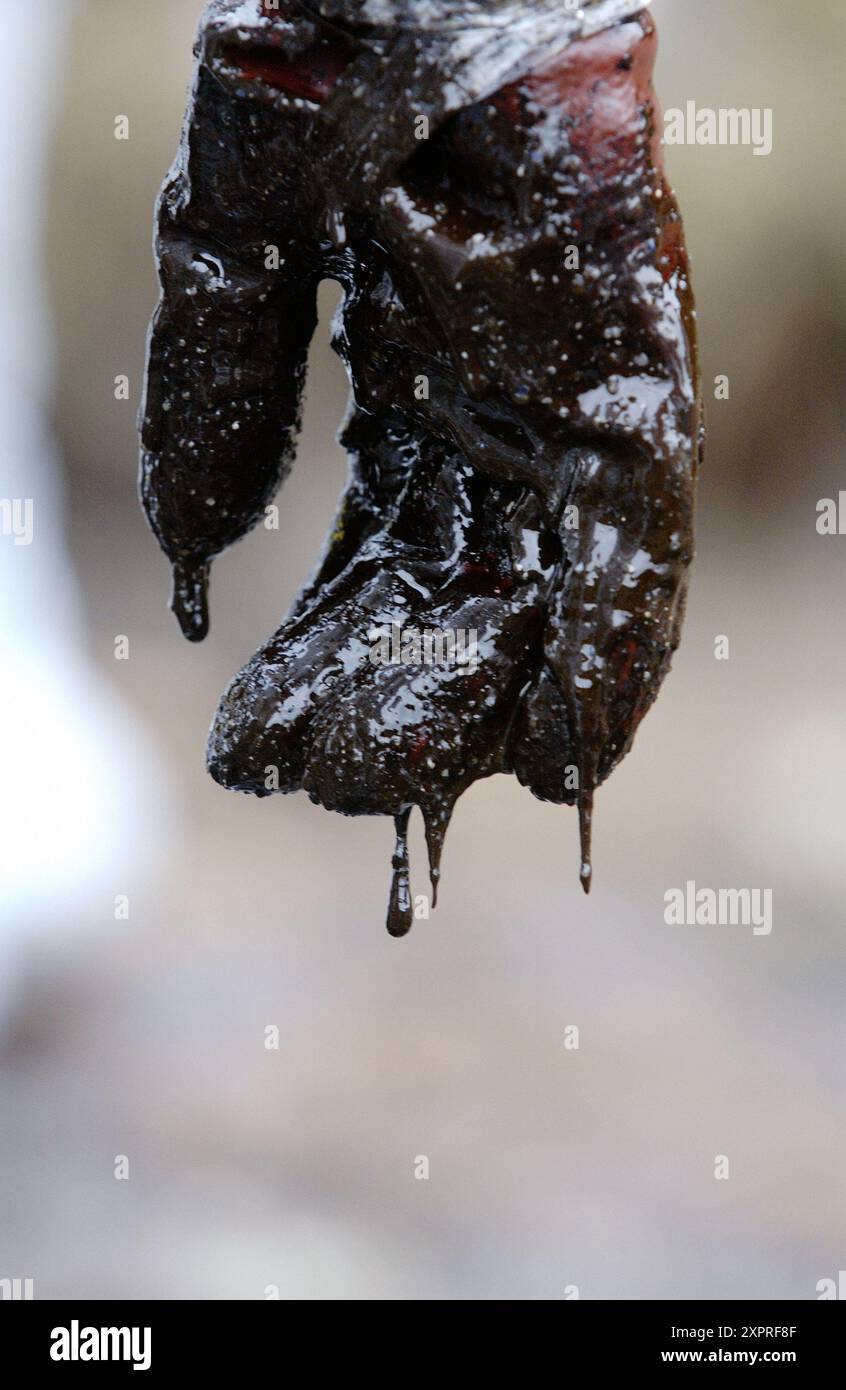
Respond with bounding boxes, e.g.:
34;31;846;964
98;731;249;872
0;0;844;1299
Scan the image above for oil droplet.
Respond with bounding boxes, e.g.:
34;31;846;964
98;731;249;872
422;800;453;911
578;786;593;894
386;808;413;937
171;558;210;642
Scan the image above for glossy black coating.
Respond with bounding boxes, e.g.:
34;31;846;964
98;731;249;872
140;0;701;931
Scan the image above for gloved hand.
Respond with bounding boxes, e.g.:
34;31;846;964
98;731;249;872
140;0;701;934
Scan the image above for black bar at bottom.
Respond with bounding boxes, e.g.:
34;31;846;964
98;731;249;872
0;1299;842;1374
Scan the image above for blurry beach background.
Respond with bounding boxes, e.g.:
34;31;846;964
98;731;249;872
0;0;844;1298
